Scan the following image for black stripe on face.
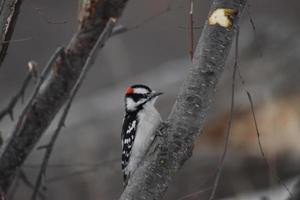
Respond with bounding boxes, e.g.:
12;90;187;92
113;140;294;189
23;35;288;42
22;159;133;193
126;93;148;102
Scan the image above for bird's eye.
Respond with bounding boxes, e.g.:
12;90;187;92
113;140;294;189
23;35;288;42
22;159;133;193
130;93;148;102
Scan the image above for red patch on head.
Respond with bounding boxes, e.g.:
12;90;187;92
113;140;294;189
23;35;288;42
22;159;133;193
126;87;134;95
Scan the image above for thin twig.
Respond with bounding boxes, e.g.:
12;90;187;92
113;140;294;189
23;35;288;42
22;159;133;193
246;91;293;198
235;42;293;200
189;0;194;60
11;47;63;138
7;171;21;200
7;169;45;200
19;170;45;199
111;25;128;36
1;37;33;44
235;7;292;195
176;167;215;200
31;19;116;200
208;26;239;200
245;2;263;57
0;73;31;122
176;187;212;200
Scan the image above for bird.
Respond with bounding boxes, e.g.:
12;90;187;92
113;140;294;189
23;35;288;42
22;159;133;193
121;84;163;186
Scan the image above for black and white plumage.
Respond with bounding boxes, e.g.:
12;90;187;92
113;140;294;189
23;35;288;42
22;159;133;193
121;84;162;186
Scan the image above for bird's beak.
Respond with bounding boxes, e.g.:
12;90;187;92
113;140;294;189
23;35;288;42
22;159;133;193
147;91;163;101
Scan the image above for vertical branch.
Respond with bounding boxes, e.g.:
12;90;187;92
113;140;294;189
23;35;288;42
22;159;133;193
189;0;194;60
246;91;293;198
245;2;263;57
0;0;23;68
236;44;293;198
208;26;239;200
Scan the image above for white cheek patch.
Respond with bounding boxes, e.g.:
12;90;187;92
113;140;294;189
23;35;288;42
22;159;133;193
126;98;147;111
126;98;138;111
133;88;149;94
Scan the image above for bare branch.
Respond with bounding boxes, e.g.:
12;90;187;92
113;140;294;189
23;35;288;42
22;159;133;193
208;26;239;200
0;60;39;122
189;0;194;60
0;0;129;193
31;18;116;200
245;2;263;57
19;170;45;200
119;0;246;199
176;187;212;200
0;0;23;68
10;47;63;139
0;74;31;122
246;91;293;198
7;171;21;200
236;53;293;198
7;169;45;200
111;25;128;36
1;37;33;44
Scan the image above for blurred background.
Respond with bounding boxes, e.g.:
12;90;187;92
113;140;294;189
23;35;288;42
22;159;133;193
0;0;300;199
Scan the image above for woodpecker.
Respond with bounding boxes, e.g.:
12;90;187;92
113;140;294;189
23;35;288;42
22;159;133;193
121;84;162;186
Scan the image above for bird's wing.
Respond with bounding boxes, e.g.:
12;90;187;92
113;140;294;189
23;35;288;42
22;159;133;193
121;114;138;175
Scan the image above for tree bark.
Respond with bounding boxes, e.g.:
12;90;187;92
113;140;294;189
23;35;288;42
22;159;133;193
0;0;23;68
119;0;246;199
0;0;129;192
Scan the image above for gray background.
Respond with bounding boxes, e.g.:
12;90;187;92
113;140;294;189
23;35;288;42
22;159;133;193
0;0;300;199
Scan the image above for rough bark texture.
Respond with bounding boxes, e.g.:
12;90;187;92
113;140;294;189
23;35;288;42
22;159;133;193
0;0;129;192
119;0;246;199
0;0;23;68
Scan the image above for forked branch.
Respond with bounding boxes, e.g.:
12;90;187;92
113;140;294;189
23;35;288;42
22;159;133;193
0;0;129;194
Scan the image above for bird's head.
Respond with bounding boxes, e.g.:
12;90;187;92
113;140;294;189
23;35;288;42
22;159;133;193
124;84;163;112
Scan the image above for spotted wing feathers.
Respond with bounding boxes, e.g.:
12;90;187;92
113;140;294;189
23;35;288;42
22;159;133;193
121;114;138;184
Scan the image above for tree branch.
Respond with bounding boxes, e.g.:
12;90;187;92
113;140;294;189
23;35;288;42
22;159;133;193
0;61;38;122
0;74;31;122
31;18;115;200
0;0;23;68
119;0;247;199
208;27;239;200
0;0;129;193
